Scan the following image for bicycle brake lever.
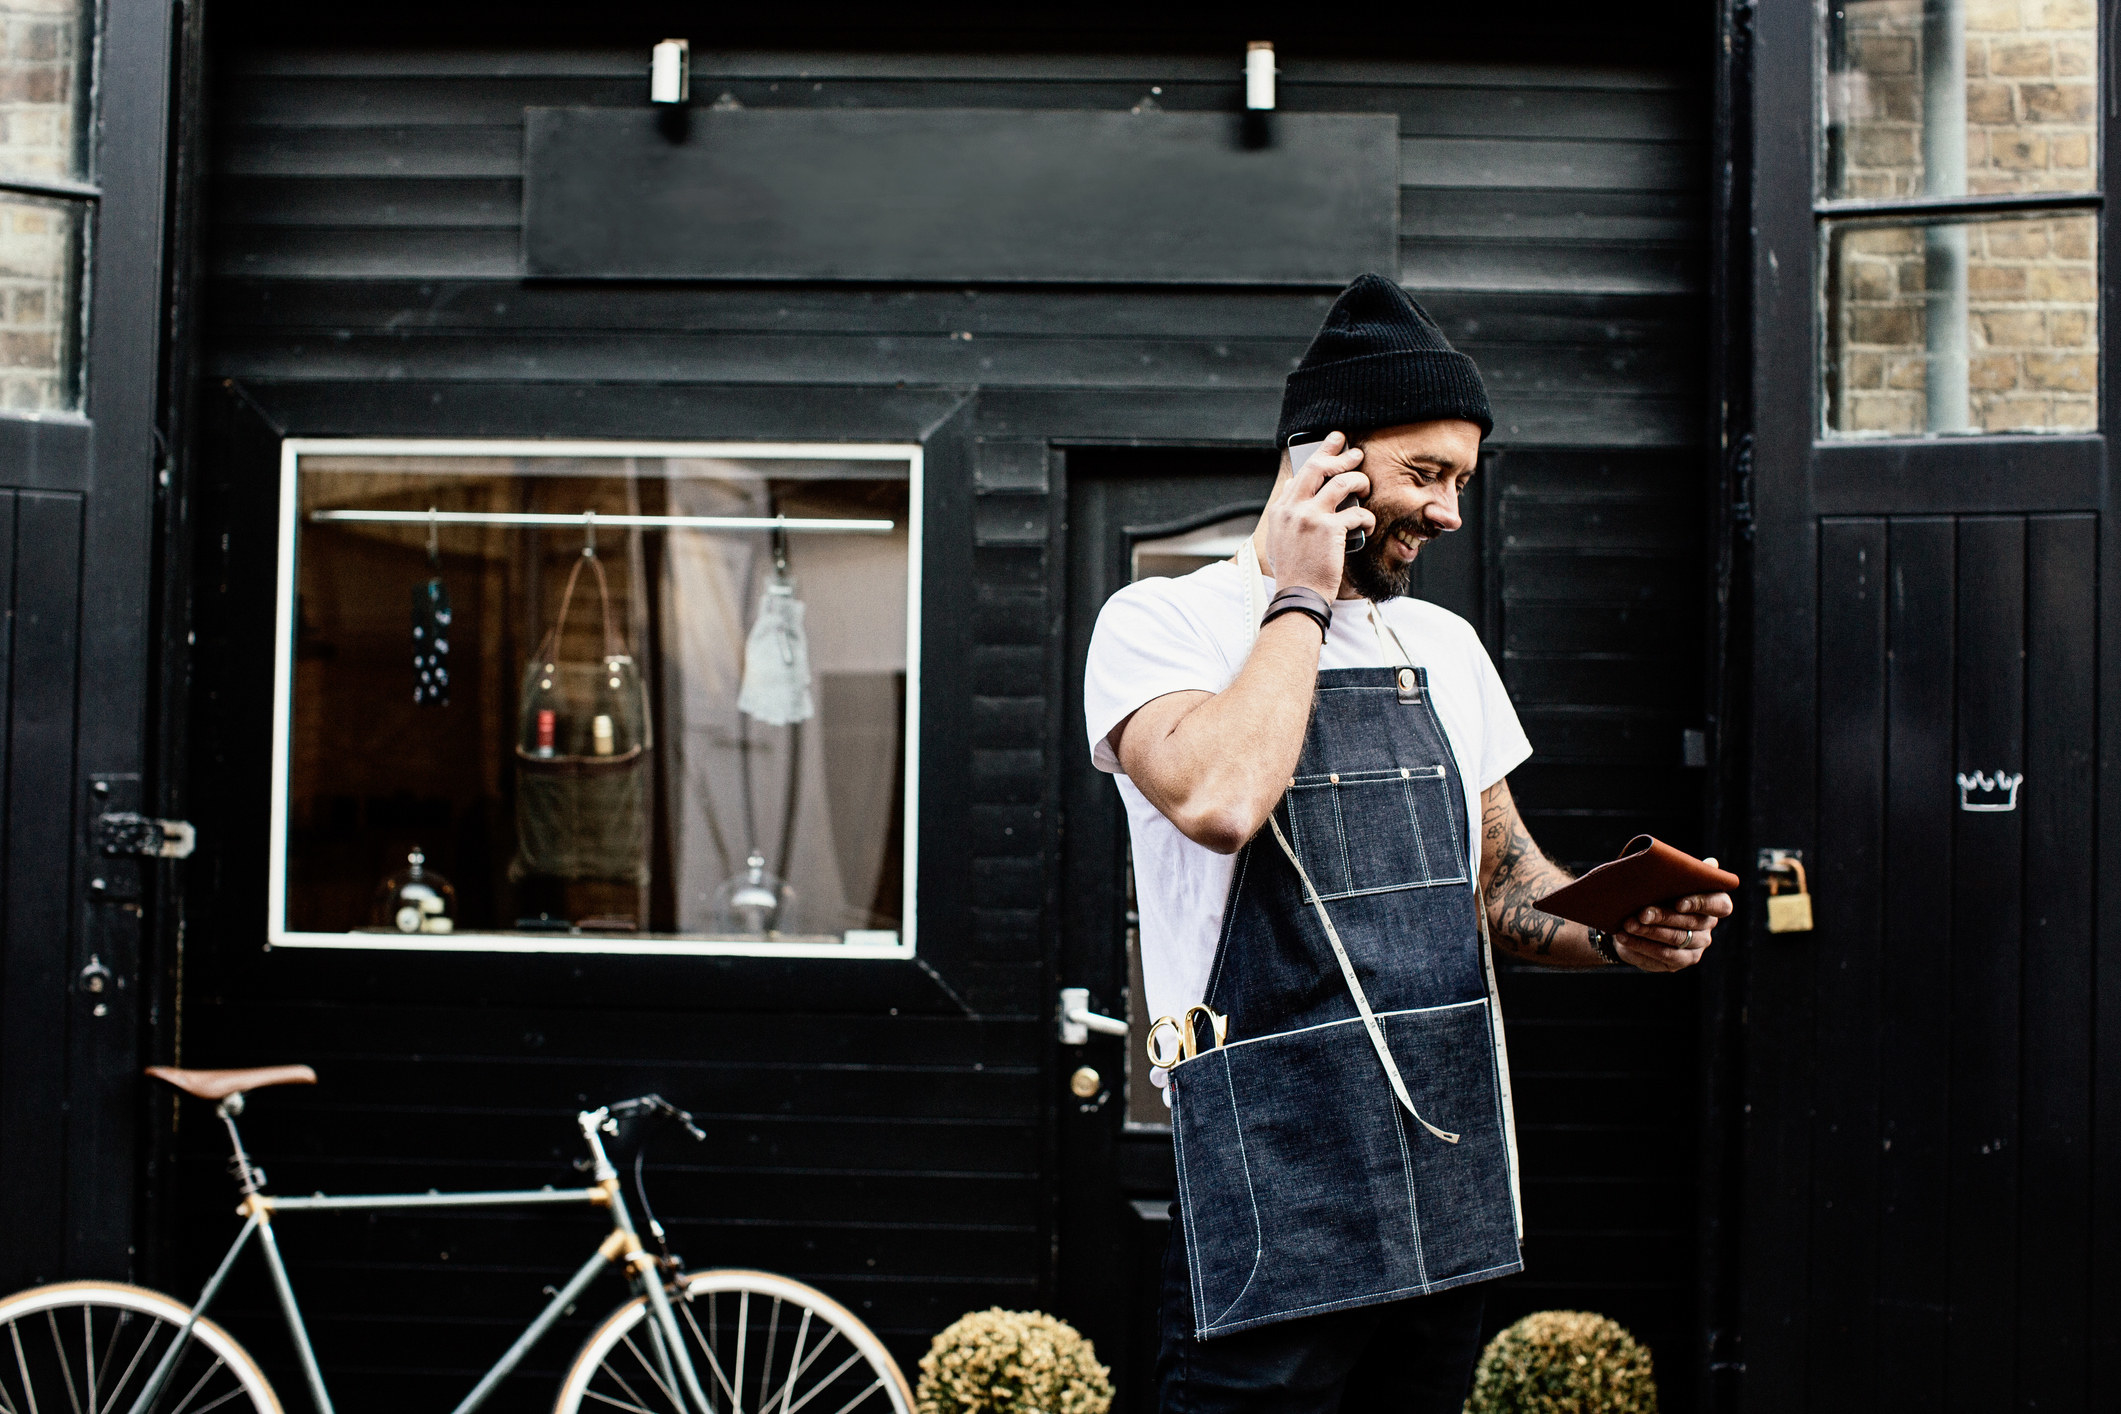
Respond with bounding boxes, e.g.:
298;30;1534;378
642;1093;707;1141
658;1103;707;1141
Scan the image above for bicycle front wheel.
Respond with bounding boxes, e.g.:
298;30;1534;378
556;1269;912;1414
0;1280;282;1414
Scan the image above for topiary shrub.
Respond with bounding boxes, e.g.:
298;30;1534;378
916;1309;1114;1414
1465;1310;1658;1414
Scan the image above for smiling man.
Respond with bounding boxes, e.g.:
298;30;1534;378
1083;275;1731;1414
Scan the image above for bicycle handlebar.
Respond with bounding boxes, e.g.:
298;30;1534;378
593;1094;707;1142
578;1095;707;1149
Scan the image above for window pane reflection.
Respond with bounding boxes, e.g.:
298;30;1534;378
0;0;91;181
1825;0;2097;200
1824;212;2097;435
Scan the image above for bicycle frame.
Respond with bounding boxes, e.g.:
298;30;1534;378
128;1106;718;1414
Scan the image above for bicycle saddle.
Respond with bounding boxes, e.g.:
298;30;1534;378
144;1064;316;1100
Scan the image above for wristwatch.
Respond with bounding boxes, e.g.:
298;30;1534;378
1588;928;1624;966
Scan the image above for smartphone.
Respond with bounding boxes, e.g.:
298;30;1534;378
1287;431;1366;553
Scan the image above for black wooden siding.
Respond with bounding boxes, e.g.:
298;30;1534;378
171;39;1710;1411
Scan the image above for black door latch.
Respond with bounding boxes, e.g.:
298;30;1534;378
94;812;196;859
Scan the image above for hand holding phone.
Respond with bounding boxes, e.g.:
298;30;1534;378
1287;432;1366;553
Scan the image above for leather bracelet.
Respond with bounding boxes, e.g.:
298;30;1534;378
1262;586;1333;641
1588;928;1625;966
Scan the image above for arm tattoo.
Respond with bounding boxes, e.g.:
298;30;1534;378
1479;783;1576;961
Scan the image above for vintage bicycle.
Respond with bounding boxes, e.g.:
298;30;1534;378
0;1064;914;1414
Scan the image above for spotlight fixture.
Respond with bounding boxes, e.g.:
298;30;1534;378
1246;41;1276;112
651;39;690;105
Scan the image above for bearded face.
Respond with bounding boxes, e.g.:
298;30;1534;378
1345;508;1438;601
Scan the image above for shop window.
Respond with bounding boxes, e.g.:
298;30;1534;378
1820;0;2099;437
0;0;92;414
272;442;921;957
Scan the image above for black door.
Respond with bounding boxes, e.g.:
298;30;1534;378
0;0;177;1287
1740;0;2115;1407
1055;448;1276;1409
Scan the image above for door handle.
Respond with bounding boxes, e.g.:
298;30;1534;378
1058;987;1129;1045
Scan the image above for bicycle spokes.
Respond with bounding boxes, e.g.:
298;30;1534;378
0;1300;272;1414
567;1281;902;1414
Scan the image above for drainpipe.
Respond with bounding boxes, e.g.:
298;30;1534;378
1922;0;1972;432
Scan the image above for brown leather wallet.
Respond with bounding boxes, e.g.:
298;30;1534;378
1535;836;1740;933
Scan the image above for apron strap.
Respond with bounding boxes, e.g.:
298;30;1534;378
1240;531;1459;1143
1265;813;1460;1144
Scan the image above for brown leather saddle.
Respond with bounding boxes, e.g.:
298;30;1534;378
144;1064;316;1101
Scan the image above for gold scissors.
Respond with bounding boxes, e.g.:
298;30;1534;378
1146;1004;1230;1070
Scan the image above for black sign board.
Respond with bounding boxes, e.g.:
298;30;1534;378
523;107;1399;284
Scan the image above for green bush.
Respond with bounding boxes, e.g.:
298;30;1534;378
916;1309;1113;1414
1465;1310;1658;1414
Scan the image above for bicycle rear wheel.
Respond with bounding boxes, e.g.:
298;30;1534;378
0;1280;282;1414
555;1269;911;1414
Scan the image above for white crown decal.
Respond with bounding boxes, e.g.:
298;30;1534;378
1955;771;2023;813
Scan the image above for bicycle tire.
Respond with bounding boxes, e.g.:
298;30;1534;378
0;1279;283;1414
554;1269;913;1414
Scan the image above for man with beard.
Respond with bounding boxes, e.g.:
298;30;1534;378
1082;274;1731;1413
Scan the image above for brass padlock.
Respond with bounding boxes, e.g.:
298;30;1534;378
1766;859;1814;933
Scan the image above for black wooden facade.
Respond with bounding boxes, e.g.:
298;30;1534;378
0;2;2109;1412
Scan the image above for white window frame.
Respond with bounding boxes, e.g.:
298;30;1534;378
267;437;924;959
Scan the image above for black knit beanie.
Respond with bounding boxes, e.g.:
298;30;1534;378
1276;274;1493;445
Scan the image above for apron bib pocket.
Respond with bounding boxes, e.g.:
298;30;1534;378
1284;767;1466;899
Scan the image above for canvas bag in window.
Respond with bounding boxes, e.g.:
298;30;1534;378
511;551;652;883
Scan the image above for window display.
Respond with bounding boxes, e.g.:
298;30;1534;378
269;441;920;956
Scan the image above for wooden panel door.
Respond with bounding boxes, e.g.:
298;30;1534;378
1802;515;2095;1408
1741;0;2118;1406
0;0;178;1288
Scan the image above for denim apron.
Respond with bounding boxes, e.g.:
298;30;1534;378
1164;543;1523;1340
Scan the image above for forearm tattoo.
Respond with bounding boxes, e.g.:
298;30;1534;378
1479;786;1577;960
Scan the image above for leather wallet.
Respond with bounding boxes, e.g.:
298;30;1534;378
1535;836;1740;933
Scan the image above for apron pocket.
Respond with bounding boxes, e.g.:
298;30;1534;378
1379;1004;1523;1290
1172;1005;1514;1338
1173;1028;1411;1336
1283;767;1466;899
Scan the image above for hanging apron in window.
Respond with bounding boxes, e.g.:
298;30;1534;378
1164;542;1522;1339
511;551;653;884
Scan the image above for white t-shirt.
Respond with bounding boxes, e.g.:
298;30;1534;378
1084;558;1532;1092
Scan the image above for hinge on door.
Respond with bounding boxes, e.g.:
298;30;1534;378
94;812;196;859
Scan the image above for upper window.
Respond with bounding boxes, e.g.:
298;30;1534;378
0;0;93;183
0;0;93;414
1820;0;2101;437
1825;0;2096;199
272;441;921;958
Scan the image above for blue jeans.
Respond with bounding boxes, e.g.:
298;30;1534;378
1154;1207;1488;1414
